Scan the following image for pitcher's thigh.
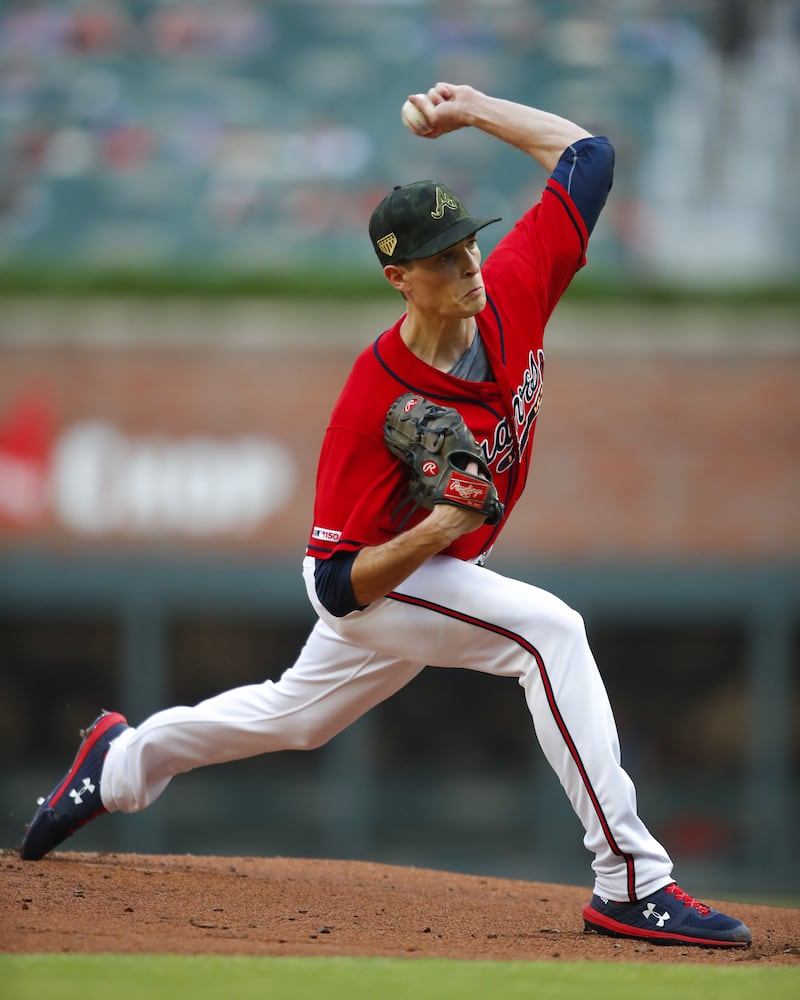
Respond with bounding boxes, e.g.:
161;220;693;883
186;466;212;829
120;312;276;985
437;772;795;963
332;557;586;676
270;618;426;749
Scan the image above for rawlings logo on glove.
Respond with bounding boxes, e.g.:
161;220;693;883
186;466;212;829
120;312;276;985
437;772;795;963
383;394;504;527
443;474;490;507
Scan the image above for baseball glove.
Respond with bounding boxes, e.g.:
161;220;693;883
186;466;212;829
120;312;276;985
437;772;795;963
384;393;504;526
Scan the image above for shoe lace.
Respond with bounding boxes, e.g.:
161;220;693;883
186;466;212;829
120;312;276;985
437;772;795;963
665;883;711;916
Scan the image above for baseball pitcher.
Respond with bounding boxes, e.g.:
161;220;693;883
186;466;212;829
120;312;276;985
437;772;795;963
20;83;751;949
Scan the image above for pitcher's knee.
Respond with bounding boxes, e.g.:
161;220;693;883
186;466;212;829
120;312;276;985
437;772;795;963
561;603;587;639
532;594;586;645
283;723;335;752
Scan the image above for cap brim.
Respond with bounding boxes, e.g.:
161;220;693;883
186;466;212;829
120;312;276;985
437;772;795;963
401;216;502;261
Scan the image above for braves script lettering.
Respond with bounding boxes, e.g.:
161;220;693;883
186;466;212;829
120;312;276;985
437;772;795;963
481;349;544;473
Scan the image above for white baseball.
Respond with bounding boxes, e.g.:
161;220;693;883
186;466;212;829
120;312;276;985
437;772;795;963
401;98;428;134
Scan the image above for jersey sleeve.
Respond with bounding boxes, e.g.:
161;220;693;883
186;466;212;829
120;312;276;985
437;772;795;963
484;136;615;325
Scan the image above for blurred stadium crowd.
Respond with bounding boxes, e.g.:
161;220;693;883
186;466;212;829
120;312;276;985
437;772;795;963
1;0;798;284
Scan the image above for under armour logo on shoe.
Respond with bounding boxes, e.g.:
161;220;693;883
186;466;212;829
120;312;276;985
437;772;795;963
642;902;671;927
69;778;96;805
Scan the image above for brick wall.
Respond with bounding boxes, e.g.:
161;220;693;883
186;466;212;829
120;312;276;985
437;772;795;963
514;350;799;561
1;302;797;563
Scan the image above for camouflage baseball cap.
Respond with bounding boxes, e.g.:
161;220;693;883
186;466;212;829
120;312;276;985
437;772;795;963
369;180;501;266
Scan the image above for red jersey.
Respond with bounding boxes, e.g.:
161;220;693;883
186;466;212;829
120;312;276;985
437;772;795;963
307;164;596;564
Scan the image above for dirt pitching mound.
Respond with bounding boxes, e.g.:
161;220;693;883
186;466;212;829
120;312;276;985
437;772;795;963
2;850;798;965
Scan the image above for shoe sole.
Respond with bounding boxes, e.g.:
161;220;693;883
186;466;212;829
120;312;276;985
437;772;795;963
583;906;752;948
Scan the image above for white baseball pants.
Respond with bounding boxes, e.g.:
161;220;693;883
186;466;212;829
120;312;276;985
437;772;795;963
101;554;673;900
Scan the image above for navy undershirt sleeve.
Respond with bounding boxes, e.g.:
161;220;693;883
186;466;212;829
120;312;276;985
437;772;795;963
550;136;615;235
314;550;365;617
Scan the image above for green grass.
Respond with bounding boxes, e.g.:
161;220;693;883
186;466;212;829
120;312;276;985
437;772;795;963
0;264;798;309
2;955;798;1000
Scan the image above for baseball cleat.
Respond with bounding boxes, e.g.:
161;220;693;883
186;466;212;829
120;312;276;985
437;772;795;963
19;711;129;861
583;882;752;948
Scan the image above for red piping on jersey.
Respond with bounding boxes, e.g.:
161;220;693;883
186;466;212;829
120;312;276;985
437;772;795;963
387;589;638;902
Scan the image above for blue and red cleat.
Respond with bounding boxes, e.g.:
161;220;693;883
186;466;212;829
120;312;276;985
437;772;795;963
583;882;752;947
19;711;129;861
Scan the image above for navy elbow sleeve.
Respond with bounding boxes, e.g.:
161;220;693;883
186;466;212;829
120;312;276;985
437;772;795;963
552;136;615;235
314;551;365;617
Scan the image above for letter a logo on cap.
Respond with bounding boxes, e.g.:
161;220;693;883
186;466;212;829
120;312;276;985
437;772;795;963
431;186;460;220
377;233;398;257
